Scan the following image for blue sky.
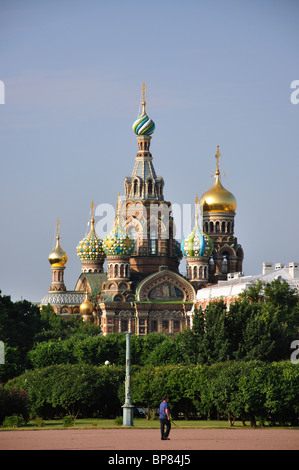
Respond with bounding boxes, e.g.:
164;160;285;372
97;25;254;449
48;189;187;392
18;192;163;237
0;0;298;301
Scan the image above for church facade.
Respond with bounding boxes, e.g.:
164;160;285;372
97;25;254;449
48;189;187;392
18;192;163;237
40;85;244;335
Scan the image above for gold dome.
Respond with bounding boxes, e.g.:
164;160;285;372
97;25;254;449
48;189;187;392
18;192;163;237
79;292;94;316
48;220;68;267
200;146;237;213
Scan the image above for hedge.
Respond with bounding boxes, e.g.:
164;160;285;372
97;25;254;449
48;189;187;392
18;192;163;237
4;360;299;426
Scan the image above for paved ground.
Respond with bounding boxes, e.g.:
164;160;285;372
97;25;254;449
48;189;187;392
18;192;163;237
0;428;299;450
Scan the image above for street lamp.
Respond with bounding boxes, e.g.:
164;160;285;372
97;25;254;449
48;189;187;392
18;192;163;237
122;332;134;426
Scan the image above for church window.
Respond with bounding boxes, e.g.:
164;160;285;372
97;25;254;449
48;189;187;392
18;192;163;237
162;320;169;332
151;320;158;332
148;179;153;195
210;221;214;232
150;228;158;254
216;221;220;232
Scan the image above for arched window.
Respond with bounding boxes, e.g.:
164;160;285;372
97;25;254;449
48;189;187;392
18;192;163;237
150;227;157;254
148;179;153;195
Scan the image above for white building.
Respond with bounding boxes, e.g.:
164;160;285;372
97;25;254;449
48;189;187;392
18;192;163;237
193;261;299;312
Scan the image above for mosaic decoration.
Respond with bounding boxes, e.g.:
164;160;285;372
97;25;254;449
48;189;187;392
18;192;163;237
103;223;135;256
181;224;213;258
76;229;106;261
132;112;155;136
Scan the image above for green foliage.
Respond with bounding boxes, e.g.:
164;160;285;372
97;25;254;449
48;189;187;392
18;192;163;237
6;364;125;419
2;414;25;427
3;360;299;425
1;280;299;425
0;385;29;424
63;415;76;427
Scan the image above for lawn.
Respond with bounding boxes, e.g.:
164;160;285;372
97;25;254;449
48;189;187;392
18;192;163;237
2;417;296;431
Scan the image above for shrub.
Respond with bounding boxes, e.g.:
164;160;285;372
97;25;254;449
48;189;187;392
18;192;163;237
2;414;25;427
0;385;29;424
63;415;76;427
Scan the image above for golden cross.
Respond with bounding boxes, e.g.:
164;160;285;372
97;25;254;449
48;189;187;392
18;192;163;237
215;145;221;174
141;82;146;102
56;218;60;237
90;200;95;219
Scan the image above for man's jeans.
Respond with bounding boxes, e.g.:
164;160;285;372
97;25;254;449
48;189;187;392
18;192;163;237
160;418;171;438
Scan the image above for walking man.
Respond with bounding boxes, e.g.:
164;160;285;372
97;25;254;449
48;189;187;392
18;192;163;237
159;395;171;440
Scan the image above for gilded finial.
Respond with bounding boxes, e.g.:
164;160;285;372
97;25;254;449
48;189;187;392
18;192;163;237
194;195;199;223
141;82;146;114
56;218;60;239
116;192;121;222
215;145;221;175
90;200;95;230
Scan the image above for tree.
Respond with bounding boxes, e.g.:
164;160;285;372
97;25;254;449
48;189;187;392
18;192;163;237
198;300;231;364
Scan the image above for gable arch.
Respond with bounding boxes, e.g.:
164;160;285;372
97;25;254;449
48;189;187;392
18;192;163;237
136;269;196;302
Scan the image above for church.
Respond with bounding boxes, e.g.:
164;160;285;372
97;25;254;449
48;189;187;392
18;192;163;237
40;84;244;335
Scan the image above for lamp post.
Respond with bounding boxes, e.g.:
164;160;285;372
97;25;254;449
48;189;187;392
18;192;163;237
122;332;134;426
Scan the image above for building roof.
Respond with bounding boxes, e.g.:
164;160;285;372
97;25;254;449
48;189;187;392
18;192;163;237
196;262;299;302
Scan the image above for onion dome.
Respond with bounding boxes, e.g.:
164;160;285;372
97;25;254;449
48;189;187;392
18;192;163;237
200;146;237;213
103;223;135;257
181;197;213;258
79;292;94;316
76;201;106;262
48;219;68;267
132;82;155;136
103;195;135;256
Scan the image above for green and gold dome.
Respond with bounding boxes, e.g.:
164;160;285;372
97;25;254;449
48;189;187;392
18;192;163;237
181;197;213;258
76;201;106;262
103;195;135;257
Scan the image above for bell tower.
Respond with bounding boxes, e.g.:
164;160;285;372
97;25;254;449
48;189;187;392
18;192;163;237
121;83;180;280
48;219;68;291
199;146;244;281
